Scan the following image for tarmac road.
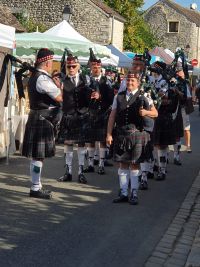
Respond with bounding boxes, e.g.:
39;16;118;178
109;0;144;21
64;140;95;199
0;108;200;267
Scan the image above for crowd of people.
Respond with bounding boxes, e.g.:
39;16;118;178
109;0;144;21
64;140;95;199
21;47;194;204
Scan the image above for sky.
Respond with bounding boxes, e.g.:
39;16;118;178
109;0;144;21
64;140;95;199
143;0;199;10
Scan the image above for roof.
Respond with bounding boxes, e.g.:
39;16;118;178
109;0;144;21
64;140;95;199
89;0;126;22
149;0;200;27
0;5;26;32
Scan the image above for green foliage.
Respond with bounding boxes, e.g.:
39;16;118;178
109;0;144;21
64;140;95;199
104;0;158;52
14;13;47;33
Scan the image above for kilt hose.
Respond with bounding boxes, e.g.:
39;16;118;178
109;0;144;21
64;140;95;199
153;113;176;146
22;113;55;159
113;125;151;164
59;112;91;143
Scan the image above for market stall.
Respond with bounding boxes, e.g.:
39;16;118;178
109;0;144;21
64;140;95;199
44;20;119;66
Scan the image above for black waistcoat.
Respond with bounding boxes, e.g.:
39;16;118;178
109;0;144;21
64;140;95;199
116;90;152;131
89;76;114;111
28;71;59;110
62;74;90;115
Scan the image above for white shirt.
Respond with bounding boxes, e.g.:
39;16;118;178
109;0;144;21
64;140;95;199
36;69;61;100
68;72;80;86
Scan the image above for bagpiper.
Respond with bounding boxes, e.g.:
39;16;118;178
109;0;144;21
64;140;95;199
84;49;114;175
57;51;100;184
22;48;63;199
151;61;177;180
107;72;158;205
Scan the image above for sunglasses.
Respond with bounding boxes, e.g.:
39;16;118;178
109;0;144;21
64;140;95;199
67;65;77;69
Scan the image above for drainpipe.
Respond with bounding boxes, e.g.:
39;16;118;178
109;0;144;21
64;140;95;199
197;27;200;67
111;15;114;45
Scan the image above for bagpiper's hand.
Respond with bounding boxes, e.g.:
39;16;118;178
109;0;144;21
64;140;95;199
106;134;113;146
139;108;148;117
91;91;100;100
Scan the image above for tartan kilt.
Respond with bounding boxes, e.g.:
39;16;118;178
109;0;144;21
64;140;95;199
113;125;151;164
22;113;55;159
153;113;176;146
58;113;91;143
87;114;108;142
173;107;184;139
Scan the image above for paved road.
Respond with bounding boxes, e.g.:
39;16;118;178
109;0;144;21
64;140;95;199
0;108;200;267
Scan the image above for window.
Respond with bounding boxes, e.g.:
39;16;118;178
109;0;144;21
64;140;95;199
168;21;179;33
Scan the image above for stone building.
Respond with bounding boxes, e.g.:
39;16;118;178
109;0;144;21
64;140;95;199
0;0;125;50
144;0;200;65
0;5;25;32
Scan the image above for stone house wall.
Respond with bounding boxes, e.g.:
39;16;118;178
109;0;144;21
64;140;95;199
0;0;124;49
144;1;200;64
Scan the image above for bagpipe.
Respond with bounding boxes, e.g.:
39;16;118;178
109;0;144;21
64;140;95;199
6;54;63;136
4;54;35;99
139;49;162;109
164;48;189;97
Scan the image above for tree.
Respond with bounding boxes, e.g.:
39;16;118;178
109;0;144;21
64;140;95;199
15;13;47;33
104;0;158;52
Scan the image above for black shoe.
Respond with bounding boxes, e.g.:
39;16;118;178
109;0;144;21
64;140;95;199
57;173;72;182
174;158;182;166
84;165;95;173
94;159;99;166
113;194;128;203
30;189;52;199
139;180;148;190
78;173;87;184
98;166;105;175
186;147;192;153
155;172;166;181
129;195;138;205
104;160;113;167
147;172;154;179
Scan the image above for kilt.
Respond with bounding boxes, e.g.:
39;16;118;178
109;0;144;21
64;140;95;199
173;106;184;139
22;112;55;159
87;115;108;143
59;113;91;143
113;124;151;164
153;113;176;146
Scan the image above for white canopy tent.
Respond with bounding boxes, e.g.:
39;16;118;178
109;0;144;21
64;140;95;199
44;20;119;66
0;23;15;49
106;44;132;68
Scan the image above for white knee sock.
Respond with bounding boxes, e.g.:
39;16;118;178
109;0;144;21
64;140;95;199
78;147;86;174
65;145;73;174
88;147;95;167
158;149;167;174
99;148;107;167
148;160;154;174
174;141;181;160
30;160;43;191
94;142;100;160
130;169;139;195
140;162;148;182
118;168;129;196
154;147;159;167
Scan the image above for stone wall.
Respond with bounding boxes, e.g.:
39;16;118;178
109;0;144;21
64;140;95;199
0;0;124;47
109;17;124;51
144;2;200;65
